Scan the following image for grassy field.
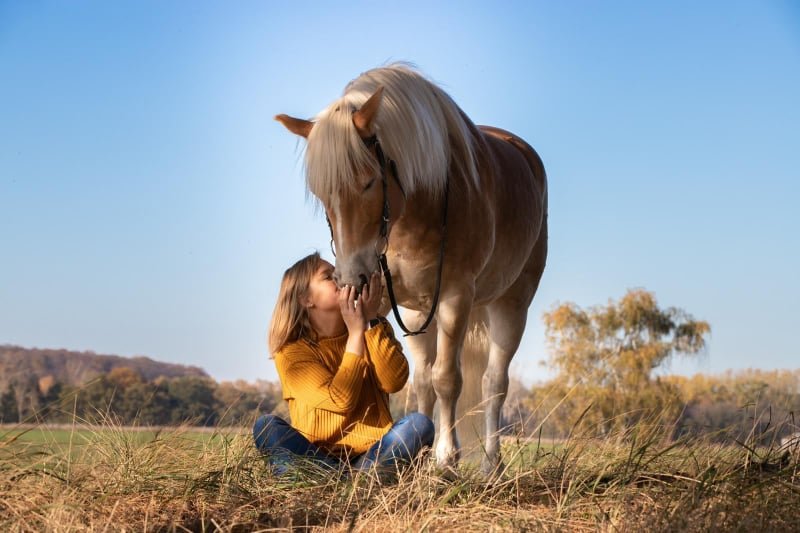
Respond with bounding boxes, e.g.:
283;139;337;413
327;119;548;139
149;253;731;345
1;425;224;447
1;420;798;532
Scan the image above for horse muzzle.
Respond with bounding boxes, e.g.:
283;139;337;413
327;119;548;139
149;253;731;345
334;254;378;294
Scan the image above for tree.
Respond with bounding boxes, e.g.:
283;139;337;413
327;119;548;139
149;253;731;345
535;289;710;435
214;380;280;426
0;385;18;423
107;367;144;389
501;377;534;436
666;369;800;443
122;381;172;425
12;375;43;422
166;377;220;426
72;376;119;422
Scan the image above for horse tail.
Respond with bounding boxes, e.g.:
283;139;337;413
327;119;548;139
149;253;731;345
456;306;490;463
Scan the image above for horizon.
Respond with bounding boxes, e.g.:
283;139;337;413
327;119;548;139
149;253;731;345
3;343;799;386
2;2;798;385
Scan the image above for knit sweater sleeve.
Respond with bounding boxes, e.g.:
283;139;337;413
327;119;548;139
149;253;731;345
275;343;368;414
364;320;409;394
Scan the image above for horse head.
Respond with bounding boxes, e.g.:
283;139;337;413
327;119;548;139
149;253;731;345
276;87;406;292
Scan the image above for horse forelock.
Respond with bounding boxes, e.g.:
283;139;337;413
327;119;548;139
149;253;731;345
305;96;378;204
304;63;480;204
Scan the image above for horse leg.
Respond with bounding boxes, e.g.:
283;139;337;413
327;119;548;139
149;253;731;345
401;308;438;418
481;297;529;475
482;233;547;475
433;292;473;467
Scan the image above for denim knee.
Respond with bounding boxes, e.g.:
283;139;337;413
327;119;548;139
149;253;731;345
253;413;287;451
402;412;435;447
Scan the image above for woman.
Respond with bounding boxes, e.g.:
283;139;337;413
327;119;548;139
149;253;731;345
253;252;434;475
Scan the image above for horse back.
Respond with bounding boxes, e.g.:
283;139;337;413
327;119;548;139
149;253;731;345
465;126;547;303
478;125;546;199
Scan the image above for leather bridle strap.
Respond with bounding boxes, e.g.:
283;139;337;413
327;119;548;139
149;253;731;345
325;135;449;337
367;135;449;337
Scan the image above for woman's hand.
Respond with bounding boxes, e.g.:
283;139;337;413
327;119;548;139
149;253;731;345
339;284;366;335
360;271;383;322
339;284;367;356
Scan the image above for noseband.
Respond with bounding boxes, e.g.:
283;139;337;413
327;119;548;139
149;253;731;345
326;134;450;336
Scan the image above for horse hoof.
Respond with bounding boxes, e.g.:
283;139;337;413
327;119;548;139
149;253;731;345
435;444;460;469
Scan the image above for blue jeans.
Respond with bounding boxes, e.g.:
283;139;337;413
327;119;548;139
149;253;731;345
253;412;435;474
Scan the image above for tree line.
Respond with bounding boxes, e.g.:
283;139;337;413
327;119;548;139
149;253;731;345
2;290;797;443
0;345;208;391
507;289;799;444
0;367;286;427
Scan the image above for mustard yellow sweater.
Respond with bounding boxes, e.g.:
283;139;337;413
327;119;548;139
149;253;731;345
274;321;409;456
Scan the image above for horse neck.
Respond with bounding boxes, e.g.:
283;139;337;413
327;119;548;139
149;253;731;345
392;123;489;250
393;172;473;249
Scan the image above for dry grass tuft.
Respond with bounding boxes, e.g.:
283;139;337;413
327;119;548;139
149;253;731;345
1;414;798;532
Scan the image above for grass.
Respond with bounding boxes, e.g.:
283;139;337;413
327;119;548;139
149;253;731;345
1;425;224;447
0;417;798;532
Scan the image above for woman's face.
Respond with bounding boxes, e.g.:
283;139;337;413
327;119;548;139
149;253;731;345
306;260;340;312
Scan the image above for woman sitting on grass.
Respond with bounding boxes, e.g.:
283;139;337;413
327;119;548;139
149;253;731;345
253;252;434;475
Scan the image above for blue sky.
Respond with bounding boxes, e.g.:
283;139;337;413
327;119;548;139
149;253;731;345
1;1;798;384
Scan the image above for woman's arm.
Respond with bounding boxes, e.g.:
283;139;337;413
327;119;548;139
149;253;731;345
356;271;409;393
274;282;374;414
365;319;409;393
276;345;367;413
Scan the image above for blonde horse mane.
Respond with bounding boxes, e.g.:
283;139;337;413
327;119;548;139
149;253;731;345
305;63;480;201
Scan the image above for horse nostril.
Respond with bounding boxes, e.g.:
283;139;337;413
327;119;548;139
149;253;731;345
359;274;368;288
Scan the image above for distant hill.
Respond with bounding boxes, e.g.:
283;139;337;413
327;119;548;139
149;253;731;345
0;345;209;392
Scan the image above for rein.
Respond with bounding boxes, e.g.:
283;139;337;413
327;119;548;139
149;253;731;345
328;135;449;337
369;135;449;337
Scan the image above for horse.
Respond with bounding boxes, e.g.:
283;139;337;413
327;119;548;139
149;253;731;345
275;63;547;474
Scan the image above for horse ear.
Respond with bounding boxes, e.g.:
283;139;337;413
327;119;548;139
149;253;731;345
353;86;384;136
275;114;313;138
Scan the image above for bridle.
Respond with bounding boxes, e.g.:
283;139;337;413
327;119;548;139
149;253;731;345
326;134;449;336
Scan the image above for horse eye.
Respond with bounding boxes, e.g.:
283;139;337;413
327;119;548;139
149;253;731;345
363;179;375;192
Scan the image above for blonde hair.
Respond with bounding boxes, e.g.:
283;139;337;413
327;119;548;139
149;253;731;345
268;252;323;354
305;62;480;203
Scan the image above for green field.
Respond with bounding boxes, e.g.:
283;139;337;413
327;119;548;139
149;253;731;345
1;425;242;463
1;425;236;447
